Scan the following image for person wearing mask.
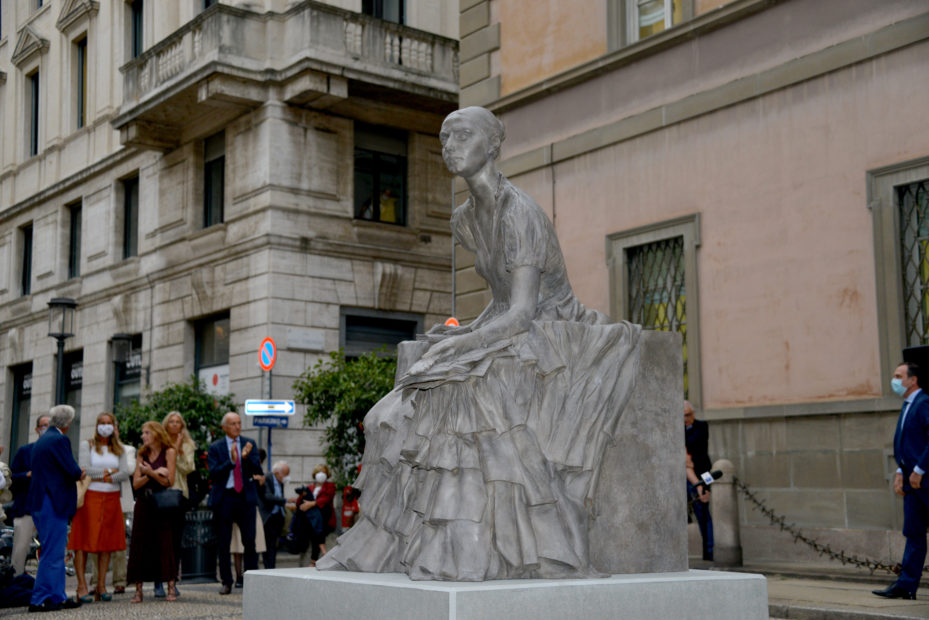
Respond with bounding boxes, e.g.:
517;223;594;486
873;358;929;600
26;405;85;612
69;413;131;602
295;464;336;567
152;411;196;599
126;421;177;603
89;441;136;595
208;412;261;594
258;461;290;569
8;415;49;576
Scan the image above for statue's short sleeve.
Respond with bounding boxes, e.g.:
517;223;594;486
502;195;548;273
451;202;476;253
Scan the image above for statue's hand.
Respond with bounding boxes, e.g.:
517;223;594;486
409;333;476;374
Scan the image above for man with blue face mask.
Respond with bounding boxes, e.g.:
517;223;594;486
874;358;929;600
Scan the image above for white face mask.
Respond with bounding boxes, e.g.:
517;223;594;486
97;424;115;438
315;472;327;485
281;476;292;485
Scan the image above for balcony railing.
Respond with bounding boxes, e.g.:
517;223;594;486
119;1;458;109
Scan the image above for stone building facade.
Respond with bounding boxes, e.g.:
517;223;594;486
455;0;929;567
0;0;459;487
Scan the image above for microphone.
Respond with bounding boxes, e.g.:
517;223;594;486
699;470;723;487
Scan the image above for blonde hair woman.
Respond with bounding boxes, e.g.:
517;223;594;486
153;411;197;598
68;412;131;602
126;422;177;603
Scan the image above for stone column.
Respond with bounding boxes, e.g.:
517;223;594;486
711;458;743;567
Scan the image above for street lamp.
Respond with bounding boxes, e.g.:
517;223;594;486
48;297;78;405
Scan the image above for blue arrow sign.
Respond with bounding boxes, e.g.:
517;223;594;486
244;399;296;416
252;415;289;428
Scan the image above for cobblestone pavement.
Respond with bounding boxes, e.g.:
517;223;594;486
0;580;246;620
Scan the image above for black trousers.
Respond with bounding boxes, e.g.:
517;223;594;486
214;490;258;585
261;513;284;569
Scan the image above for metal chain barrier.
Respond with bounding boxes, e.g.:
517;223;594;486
732;475;921;575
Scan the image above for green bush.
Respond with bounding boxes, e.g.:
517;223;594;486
114;375;239;479
293;349;396;488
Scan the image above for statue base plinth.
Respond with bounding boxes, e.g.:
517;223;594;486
243;568;767;619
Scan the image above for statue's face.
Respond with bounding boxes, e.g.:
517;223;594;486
440;114;489;177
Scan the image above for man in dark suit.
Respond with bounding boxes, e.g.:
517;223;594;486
874;359;929;600
26;405;84;612
208;412;261;594
258;461;290;569
685;400;714;562
9;414;50;575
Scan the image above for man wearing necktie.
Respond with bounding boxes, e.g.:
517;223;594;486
874;355;929;600
208;412;261;595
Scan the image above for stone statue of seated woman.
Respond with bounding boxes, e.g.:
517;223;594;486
317;106;642;581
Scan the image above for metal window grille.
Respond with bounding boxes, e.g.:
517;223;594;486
627;235;688;396
899;179;929;346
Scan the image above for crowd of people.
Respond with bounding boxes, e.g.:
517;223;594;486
0;405;338;611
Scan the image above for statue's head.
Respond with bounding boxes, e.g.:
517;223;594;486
440;107;506;175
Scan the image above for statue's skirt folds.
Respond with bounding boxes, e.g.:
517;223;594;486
317;319;641;581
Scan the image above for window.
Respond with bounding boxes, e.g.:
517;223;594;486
63;350;82;455
129;0;143;59
20;223;32;296
204;0;218;8
203;131;225;227
341;308;422;358
75;36;87;129
195;312;230;395
123;176;139;258
627;0;685;42
362;0;404;24
607;213;702;404
354;125;407;225
113;334;142;406
898;179;929;348
8;363;33;457
68;201;82;278
27;71;39;156
869;157;929;396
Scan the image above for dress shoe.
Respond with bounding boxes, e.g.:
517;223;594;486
62;598;82;609
28;601;60;613
872;584;917;600
218;584;232;595
234;577;244;589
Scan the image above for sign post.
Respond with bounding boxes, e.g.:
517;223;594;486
256;337;280;464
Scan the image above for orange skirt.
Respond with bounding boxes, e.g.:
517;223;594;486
67;490;126;553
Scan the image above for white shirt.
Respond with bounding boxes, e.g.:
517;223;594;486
88;446;120;493
225;435;242;489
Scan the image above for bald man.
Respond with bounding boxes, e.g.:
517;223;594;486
207;412;261;594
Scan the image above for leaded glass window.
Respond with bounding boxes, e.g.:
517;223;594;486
900;179;929;346
627;235;688;395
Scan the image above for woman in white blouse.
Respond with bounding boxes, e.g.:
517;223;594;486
68;412;132;602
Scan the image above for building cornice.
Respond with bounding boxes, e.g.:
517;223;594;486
497;10;929;180
11;25;50;69
56;0;99;34
488;0;780;114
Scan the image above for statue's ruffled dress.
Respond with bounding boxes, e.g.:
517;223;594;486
317;177;641;580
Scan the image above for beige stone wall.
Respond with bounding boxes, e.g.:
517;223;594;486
0;1;458;488
496;0;607;96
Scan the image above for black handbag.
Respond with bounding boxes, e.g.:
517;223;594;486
152;488;184;513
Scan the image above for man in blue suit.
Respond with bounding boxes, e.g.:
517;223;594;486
9;414;50;575
874;358;929;600
26;405;84;612
208;412;261;594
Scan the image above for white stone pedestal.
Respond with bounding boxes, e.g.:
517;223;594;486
243;568;768;620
